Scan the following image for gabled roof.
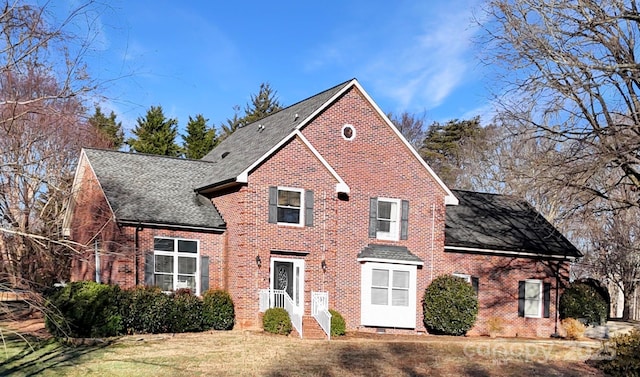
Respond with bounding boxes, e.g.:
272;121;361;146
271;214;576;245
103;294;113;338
197;79;353;191
197;78;457;204
357;244;424;265
80;148;225;230
445;190;581;259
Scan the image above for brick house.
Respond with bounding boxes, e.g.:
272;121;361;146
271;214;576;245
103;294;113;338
64;79;580;338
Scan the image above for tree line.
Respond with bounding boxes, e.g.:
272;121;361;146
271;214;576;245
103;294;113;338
90;82;282;159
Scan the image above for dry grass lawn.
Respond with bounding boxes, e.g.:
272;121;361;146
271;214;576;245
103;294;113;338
0;325;608;377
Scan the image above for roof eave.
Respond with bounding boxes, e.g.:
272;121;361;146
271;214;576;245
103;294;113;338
117;219;226;233
444;245;580;260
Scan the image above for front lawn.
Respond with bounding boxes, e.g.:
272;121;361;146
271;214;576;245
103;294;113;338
0;330;607;376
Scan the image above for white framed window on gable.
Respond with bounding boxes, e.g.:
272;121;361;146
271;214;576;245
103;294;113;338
369;197;409;240
145;237;210;296
518;279;551;319
268;186;314;227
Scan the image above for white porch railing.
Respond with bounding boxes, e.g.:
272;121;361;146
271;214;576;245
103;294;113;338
312;291;331;340
258;289;302;338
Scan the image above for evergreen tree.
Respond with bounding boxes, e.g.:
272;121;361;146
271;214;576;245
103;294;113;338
182;114;218;159
221;83;283;139
127;105;181;156
420;117;486;187
88;106;124;149
241;82;282;126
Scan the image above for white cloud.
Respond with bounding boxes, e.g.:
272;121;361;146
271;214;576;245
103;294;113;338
364;0;482;112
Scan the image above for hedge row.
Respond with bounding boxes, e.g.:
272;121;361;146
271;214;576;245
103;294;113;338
45;281;234;338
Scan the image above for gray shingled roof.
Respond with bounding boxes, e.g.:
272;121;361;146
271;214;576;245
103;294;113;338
445;190;581;258
83;148;225;229
357;244;424;264
197;79;353;190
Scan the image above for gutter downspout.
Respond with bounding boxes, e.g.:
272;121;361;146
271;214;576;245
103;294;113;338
430;203;435;282
134;224;142;285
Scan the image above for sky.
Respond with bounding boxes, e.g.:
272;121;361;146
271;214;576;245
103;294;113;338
54;0;491;137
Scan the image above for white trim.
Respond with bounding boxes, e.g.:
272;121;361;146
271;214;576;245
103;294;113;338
270;257;305;316
375;197;401;241
444;245;577;260
361;262;417;328
276;186;305;227
348;80;458;206
153;237;200;295
524;279;543;318
236;130;350;195
453;273;471;283
341;124;356;141
356;257;424;266
237;79;454;202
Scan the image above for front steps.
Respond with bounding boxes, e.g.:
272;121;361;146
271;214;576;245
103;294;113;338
291;315;328;339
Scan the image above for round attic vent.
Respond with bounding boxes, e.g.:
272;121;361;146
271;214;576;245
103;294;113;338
342;124;356;141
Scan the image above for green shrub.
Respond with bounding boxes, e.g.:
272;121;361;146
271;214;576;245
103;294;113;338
559;281;608;326
45;281;123;338
169;289;204;333
202;289;235;330
262;307;292;335
594;329;640;377
329;309;346;336
120;286;174;334
422;275;478;336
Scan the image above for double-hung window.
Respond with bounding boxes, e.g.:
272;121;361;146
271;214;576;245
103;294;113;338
371;268;410;306
277;188;303;225
518;279;551;319
369;197;409;240
153;237;199;294
268;186;314;227
523;279;542;317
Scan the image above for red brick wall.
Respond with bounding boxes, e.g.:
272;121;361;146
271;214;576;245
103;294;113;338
439;251;568;337
211;85;449;332
70;160;225;292
211;136;339;329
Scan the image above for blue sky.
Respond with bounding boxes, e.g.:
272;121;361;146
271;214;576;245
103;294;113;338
60;0;490;136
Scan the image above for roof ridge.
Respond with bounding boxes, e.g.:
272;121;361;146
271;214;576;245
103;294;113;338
240;78;354;129
84;147;218;164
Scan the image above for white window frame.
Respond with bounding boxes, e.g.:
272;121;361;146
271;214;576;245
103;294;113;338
361;262;417;328
524;279;543;318
276;186;305;227
153;237;200;295
453;273;471;283
376;197;401;241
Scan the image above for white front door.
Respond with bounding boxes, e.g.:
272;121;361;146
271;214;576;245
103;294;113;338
271;257;305;315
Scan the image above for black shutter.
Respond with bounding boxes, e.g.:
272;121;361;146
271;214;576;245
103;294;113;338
201;256;210;294
368;197;378;238
400;200;409;240
144;252;155;286
518;281;525;317
305;190;314;227
268;186;278;223
471;277;479;295
543;282;551;318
